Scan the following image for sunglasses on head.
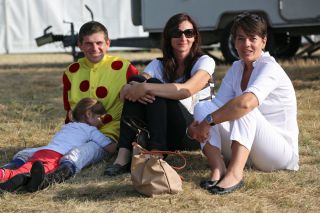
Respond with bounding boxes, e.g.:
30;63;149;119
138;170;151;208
171;29;195;38
235;12;263;22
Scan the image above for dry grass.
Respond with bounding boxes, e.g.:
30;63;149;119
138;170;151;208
0;52;319;213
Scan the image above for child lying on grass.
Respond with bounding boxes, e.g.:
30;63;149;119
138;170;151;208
0;97;112;193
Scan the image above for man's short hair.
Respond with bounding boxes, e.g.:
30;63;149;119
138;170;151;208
78;21;109;44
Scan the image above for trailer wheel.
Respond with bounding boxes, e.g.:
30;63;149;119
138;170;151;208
266;33;301;58
220;24;238;63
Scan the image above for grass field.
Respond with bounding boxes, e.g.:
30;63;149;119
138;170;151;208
0;52;319;213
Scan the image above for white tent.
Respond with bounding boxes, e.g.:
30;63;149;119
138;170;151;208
0;0;147;54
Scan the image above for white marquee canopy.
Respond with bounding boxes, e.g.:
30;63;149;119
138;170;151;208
0;0;147;54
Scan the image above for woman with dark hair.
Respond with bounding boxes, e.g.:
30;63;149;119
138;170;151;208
104;13;215;176
188;12;299;194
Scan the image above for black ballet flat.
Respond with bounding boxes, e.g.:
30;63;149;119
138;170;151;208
208;180;244;195
104;163;131;176
199;180;219;190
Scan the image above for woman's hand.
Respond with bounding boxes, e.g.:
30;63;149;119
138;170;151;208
188;120;211;143
124;81;147;102
138;94;155;104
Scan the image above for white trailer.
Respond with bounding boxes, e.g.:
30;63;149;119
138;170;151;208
127;0;320;62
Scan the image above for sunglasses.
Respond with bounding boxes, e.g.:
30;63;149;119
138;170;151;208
235;12;263;22
171;29;195;38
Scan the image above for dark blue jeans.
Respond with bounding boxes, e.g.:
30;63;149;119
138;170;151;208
118;75;200;151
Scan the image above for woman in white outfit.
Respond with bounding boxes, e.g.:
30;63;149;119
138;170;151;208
188;12;299;195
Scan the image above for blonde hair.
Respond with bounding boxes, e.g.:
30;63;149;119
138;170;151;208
72;98;106;122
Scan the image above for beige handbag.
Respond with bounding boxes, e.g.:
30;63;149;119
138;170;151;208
131;143;186;197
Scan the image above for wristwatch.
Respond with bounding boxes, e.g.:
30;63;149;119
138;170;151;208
205;114;216;126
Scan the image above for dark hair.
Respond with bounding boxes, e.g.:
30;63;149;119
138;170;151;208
231;12;267;43
161;13;203;82
78;21;109;44
72;97;106;123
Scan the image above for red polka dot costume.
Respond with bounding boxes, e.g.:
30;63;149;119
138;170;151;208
63;55;139;142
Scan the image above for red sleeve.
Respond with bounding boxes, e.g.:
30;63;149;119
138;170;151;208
126;64;140;83
62;73;71;123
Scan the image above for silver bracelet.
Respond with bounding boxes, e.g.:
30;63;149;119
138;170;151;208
185;127;193;140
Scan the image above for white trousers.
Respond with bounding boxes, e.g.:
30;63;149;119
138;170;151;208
194;100;299;171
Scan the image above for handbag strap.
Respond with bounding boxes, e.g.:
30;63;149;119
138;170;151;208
140;150;186;170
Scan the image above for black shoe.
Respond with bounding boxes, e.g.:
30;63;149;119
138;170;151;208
31;164;74;191
200;180;219;190
46;164;74;184
0;173;30;192
26;161;45;193
104;163;130;176
208;180;244;195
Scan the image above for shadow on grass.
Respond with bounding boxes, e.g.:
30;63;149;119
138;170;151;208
0;147;210;199
0;60;151;69
49;151;210;202
0;63;70;69
53;183;142;201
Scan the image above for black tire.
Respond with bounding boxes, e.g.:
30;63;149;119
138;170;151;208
266;33;301;58
220;24;238;63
